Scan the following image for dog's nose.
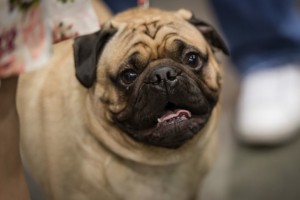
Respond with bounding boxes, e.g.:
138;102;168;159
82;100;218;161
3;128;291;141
148;66;179;85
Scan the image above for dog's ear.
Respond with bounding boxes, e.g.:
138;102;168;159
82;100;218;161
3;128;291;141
188;16;229;55
73;25;117;88
176;9;229;55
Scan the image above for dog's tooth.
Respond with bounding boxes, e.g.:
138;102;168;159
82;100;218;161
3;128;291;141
157;118;162;123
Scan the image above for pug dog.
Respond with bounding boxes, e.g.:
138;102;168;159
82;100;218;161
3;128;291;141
18;8;228;200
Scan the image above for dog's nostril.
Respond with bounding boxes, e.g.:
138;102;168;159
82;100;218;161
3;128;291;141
166;71;177;81
154;74;162;84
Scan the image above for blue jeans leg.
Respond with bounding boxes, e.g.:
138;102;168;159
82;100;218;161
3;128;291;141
102;0;137;13
210;0;300;75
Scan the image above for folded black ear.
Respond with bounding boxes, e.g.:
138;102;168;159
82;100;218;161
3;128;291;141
73;26;117;88
187;16;229;55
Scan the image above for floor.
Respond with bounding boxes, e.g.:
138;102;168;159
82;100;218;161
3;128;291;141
27;1;300;199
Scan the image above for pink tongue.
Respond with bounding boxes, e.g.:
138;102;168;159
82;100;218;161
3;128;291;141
158;109;191;123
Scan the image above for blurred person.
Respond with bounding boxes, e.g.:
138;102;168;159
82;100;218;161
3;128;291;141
0;0;99;199
210;0;300;145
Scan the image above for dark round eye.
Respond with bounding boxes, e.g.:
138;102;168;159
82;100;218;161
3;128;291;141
184;53;201;68
120;69;138;85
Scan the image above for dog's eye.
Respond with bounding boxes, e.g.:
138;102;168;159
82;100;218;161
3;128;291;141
120;69;138;84
183;53;202;69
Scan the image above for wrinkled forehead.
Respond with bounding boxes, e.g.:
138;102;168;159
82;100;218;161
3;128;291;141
100;9;208;72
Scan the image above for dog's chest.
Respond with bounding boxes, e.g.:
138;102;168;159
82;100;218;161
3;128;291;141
79;154;202;200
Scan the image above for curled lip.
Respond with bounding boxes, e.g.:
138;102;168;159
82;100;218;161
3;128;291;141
157;109;192;123
114;98;212;148
116;118;210;148
153;113;209;133
122;111;210;149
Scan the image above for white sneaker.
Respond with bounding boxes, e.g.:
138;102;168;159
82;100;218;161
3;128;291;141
235;64;300;145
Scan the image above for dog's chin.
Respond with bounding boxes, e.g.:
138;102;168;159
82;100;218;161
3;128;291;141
119;109;211;149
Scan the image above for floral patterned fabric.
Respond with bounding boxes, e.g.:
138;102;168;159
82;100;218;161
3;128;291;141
0;0;99;78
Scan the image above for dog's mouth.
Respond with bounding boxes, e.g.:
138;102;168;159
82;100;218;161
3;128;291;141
157;109;191;125
118;100;211;149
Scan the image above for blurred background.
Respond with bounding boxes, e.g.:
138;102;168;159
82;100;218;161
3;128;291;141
150;1;300;200
27;0;300;200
